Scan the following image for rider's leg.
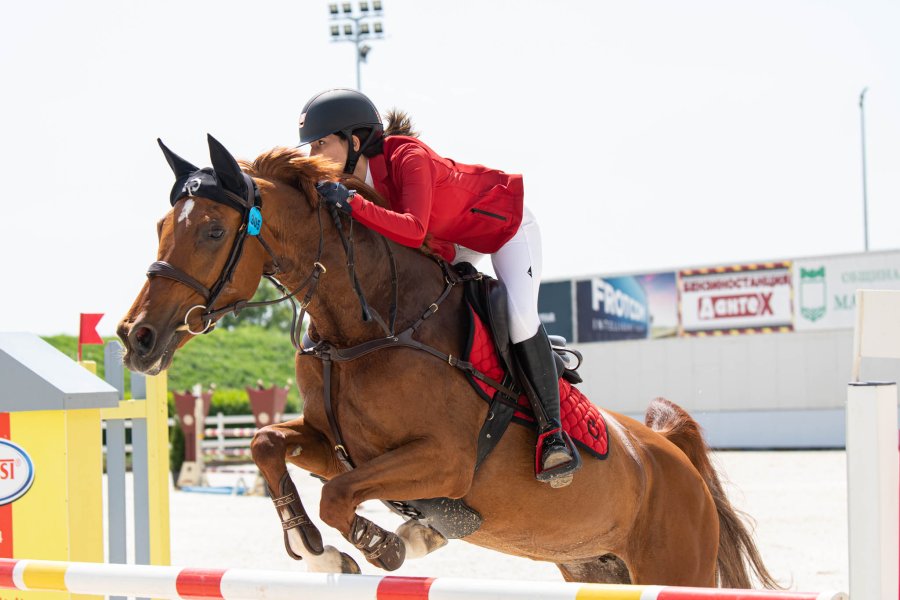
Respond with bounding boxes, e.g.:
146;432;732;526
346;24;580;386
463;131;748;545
491;207;581;487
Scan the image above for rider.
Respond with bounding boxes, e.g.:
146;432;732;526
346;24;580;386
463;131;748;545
298;88;581;487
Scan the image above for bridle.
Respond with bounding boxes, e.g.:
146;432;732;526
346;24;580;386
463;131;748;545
146;174;327;343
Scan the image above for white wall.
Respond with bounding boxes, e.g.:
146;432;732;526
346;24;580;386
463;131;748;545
572;330;900;448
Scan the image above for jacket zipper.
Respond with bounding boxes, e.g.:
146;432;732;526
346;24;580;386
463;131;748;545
470;208;507;221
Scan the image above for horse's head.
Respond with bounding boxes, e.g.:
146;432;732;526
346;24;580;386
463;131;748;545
118;135;277;374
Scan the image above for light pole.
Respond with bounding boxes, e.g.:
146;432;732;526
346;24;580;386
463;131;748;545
329;1;385;92
859;87;869;252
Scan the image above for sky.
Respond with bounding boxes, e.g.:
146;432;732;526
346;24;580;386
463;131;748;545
1;0;898;336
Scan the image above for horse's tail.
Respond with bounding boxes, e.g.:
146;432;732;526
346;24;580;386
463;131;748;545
645;397;780;590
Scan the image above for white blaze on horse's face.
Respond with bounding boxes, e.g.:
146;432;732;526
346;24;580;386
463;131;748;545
178;198;195;226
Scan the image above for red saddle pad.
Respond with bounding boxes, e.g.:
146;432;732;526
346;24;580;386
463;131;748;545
466;307;608;459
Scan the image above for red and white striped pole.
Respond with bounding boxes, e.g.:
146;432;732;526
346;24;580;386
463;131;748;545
0;559;846;600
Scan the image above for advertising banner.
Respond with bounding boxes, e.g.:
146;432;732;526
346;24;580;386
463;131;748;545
575;272;677;342
679;262;793;335
794;251;900;331
636;272;679;339
537;280;574;342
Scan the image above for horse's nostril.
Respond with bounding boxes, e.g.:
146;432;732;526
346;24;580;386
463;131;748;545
132;325;156;356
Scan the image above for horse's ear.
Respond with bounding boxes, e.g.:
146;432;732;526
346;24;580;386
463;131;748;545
207;134;245;195
157;138;199;177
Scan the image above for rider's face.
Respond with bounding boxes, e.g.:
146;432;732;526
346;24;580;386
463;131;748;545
310;134;350;166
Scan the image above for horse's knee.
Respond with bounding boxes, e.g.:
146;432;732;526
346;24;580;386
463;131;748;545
251;426;286;465
319;480;355;533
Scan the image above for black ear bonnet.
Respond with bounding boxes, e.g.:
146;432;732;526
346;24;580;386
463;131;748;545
158;135;261;218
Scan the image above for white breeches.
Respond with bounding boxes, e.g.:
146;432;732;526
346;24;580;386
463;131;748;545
453;206;543;344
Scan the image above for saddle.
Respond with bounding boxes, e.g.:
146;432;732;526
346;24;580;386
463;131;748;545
456;262;584;387
453;263;592;470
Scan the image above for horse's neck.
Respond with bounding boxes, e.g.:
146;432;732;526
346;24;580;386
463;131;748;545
280;220;447;346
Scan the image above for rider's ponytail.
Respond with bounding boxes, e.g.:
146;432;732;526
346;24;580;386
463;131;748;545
353;109;419;158
383;110;418;138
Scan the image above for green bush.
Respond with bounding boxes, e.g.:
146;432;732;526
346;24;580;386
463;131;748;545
44;326;304;475
43;326;302;407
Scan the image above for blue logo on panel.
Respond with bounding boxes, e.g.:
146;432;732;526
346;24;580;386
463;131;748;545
576;276;649;342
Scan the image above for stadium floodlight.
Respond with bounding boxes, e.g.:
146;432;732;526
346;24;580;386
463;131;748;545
328;1;386;91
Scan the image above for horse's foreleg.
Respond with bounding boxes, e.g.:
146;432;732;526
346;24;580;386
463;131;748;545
319;439;472;571
250;418;360;573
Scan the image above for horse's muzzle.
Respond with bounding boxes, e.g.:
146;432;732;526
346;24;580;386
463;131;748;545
117;319;178;374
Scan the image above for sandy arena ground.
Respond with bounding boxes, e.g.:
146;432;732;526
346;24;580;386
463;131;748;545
169;450;848;594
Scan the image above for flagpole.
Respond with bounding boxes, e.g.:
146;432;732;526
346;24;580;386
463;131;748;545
859;87;869;252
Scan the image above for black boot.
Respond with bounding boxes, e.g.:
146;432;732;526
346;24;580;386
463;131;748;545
514;327;582;488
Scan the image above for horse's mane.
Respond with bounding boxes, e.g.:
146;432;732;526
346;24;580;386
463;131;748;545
240;148;337;194
239;147;389;209
241;146;438;256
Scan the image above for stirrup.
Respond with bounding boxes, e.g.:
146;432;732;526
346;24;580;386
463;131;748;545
535;428;582;488
271;473;324;558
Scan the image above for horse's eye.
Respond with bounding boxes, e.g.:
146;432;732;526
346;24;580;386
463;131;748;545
209;227;226;240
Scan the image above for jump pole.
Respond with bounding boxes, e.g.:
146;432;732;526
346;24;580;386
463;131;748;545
0;559;847;600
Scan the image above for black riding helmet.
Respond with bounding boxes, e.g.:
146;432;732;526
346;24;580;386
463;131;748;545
298;88;384;174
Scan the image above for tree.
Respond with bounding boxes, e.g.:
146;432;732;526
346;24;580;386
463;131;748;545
223;280;300;333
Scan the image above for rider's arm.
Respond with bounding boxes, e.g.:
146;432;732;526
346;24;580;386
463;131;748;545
349;146;433;248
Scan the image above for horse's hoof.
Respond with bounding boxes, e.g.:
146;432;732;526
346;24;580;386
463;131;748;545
340;552;361;574
397;519;448;559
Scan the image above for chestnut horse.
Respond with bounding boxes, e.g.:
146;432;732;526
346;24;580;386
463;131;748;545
118;135;777;587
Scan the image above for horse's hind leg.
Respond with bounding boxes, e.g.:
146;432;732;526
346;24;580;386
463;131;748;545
250;417;360;573
557;555;632;584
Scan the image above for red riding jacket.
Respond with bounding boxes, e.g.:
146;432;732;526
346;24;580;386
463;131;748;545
347;136;524;262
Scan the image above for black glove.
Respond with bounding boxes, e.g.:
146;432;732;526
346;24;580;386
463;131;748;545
316;181;355;215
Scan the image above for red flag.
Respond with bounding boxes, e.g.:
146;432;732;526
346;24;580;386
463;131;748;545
78;313;104;361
